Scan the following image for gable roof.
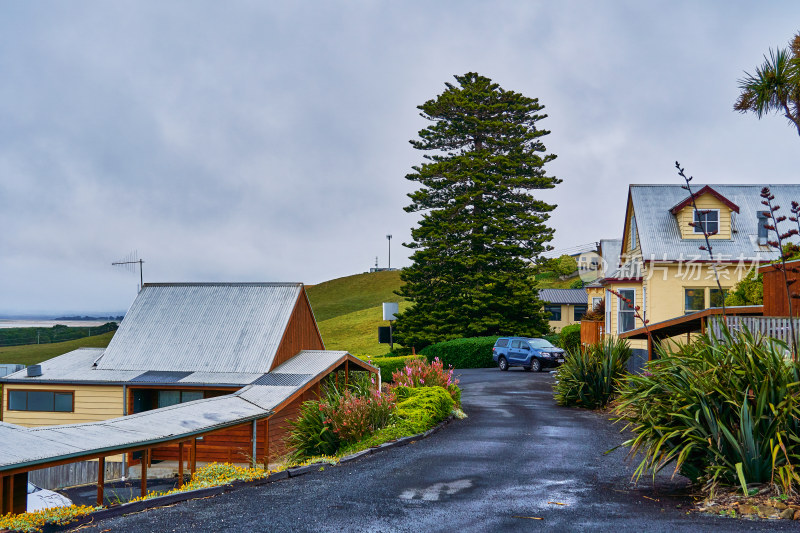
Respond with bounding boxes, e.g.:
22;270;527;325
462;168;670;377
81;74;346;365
95;283;305;374
668;185;740;215
628;184;800;261
539;288;588;305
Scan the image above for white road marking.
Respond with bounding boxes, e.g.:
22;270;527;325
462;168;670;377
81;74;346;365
399;479;473;501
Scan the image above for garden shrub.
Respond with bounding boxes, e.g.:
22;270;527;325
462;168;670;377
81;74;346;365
559;324;582;354
553;338;631;409
394;386;455;433
286;398;341;459
0;505;97;532
615;327;800;493
419;336;498;369
369;355;417;382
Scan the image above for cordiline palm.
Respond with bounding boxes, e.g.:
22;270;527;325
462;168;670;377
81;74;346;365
734;33;800;137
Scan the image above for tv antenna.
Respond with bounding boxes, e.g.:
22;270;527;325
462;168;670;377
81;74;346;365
112;250;145;292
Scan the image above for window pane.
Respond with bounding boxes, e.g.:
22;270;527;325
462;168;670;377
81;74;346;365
685;288;705;312
619;312;635;332
181;391;203;403
710;289;728;308
545;305;562;321
496;339;508;347
694;211;719;234
54;393;73;412
618;290;635;310
574;305;587;321
511;340;521;348
158;390;181;408
8;391;26;410
27;391;54;411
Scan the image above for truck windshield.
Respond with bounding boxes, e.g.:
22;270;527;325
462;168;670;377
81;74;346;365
528;339;555;349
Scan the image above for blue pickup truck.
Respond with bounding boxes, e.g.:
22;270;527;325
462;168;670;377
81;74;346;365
492;337;566;372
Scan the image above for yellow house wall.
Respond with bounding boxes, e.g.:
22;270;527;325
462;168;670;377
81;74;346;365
548;303;582;333
604;282;646;350
676;194;733;240
586;286;604;307
3;383;124;427
642;263;739;325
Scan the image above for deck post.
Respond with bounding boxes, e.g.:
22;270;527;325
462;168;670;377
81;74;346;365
140;449;148;497
191;439;197;475
0;475;5;515
263;418;270;470
97;456;105;506
251;420;257;468
178;442;185;487
345;360;349;386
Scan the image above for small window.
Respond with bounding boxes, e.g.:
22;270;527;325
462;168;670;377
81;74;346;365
7;390;74;412
158;390;181;408
710;288;728;308
693;210;719;234
511;340;522;348
685;288;705;313
617;289;636;333
545;304;562;321
757;211;769;245
574;305;588;321
495;339;509;348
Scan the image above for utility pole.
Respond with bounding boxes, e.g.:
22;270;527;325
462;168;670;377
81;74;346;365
386;234;392;269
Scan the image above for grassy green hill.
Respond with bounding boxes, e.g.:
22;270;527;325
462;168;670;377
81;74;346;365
306;271;405;358
0;331;115;366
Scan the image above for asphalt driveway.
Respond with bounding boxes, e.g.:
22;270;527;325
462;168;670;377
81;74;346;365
77;368;794;532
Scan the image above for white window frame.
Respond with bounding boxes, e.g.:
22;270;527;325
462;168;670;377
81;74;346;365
604;290;611;334
617;288;636;334
693;209;719;234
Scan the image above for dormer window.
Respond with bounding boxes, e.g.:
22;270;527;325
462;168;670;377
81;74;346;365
757;211;769;245
693;210;719;234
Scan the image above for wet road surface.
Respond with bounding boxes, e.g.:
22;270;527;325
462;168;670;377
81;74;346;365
77;368;793;532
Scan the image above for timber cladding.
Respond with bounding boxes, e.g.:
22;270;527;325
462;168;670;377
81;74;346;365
760;262;800;317
150;382;321;464
2;384;123;427
271;291;325;371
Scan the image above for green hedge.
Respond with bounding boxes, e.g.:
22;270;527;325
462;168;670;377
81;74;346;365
368;355;417;382
394;386;455;433
559;324;581;353
419;336;499;369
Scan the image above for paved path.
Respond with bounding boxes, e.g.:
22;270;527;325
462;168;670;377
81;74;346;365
79;369;793;532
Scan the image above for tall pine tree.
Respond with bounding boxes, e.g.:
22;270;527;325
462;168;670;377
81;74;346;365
394;73;560;349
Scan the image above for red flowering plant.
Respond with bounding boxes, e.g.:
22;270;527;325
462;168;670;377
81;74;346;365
390;357;460;405
318;388;396;444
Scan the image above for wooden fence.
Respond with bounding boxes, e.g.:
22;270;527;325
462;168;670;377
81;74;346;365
580;321;604;346
29;461;124;490
710;316;800;346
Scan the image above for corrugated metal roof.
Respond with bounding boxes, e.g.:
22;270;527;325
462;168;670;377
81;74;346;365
272;350;350;375
130;371;193;383
250;373;311;386
95;283;303;374
539;288;588;305
630;185;800;261
0;395;272;472
234;385;300;411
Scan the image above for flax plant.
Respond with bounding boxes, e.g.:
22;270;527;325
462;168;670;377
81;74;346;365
615;326;800;495
553;338;631;409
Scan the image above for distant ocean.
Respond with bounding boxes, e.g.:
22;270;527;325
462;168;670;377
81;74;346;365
0;319;117;329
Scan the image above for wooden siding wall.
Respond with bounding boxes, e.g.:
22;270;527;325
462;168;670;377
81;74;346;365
581;321;604;345
2;384;123;427
150;382;321;464
762;265;800;317
271;292;325;371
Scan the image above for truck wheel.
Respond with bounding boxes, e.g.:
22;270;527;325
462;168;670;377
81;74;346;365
531;358;542;372
498;357;509;371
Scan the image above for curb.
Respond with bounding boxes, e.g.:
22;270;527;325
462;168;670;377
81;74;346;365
40;416;456;531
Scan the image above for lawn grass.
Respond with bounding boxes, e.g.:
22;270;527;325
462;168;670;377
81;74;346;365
306;270;404;322
0;331;115;366
317;301;411;358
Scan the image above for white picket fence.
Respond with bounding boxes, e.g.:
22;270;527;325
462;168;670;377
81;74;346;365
710;316;800;346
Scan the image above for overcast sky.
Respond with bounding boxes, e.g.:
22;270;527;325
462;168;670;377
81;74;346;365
1;1;799;314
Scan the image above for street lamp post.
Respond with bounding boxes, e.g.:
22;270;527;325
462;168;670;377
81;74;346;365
386;234;392;269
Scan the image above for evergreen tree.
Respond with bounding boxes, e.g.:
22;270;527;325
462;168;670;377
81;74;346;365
394;73;560;349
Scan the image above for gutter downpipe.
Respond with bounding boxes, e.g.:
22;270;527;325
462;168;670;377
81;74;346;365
122;384;128;479
251;420;258;468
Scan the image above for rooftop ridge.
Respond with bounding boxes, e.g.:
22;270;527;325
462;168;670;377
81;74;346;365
142;282;304;288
